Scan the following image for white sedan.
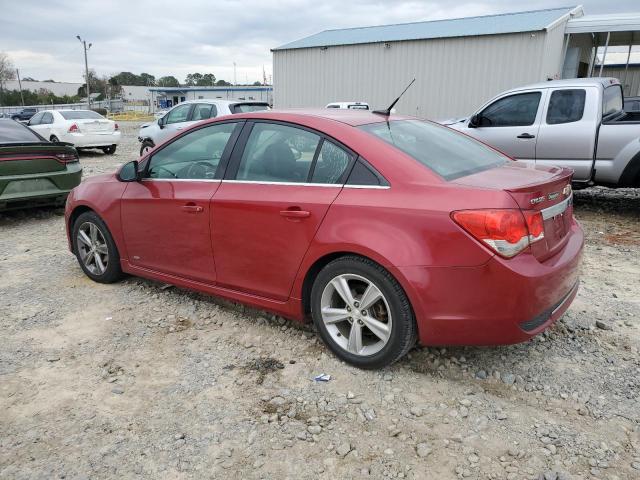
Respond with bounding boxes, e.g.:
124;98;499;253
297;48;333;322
27;109;121;154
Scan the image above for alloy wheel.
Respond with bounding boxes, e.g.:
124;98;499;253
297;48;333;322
77;222;109;275
320;273;392;356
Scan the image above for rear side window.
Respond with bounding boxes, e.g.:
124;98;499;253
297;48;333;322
191;104;217;121
231;103;269;114
359;120;508;181
479;92;541;127
0;120;42;142
42;112;54;124
346;160;388;186
236;123;320;183
603;85;623;118
311;141;351;184
546;89;586;124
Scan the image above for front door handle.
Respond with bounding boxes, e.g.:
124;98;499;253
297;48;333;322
517;133;535;139
182;203;203;213
280;209;310;219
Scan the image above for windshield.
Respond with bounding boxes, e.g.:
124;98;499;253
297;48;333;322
359;120;508;180
60;110;104;120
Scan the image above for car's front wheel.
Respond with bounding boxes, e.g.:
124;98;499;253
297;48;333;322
50;135;60;143
72;211;123;283
311;256;417;369
139;139;154;156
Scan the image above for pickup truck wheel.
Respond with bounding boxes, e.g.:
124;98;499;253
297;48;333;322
11;116;20;121
140;139;154;156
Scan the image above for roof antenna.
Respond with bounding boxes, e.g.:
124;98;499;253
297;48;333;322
373;78;415;116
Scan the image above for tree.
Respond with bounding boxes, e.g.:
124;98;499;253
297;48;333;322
252;81;262;86
22;76;38;82
139;72;156;86
109;71;141;86
215;79;232;86
197;73;216;86
0;52;16;97
77;69;108;99
157;76;180;87
184;73;203;86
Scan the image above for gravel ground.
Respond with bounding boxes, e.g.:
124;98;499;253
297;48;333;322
1;121;639;480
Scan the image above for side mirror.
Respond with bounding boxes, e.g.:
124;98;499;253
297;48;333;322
158;117;165;129
118;160;140;182
469;114;480;128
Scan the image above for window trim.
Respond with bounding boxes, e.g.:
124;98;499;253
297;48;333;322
142;120;244;180
545;88;586;125
477;91;543;128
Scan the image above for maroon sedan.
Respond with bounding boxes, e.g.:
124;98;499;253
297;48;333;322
65;109;583;369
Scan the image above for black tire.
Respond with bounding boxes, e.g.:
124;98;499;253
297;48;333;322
50;135;60;143
72;211;123;283
11;116;20;121
102;145;117;155
139;139;154;156
310;255;417;369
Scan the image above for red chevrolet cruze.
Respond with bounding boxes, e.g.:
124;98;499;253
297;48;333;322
65;109;583;369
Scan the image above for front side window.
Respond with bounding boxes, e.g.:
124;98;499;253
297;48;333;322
546;89;586;124
165;104;192;125
360;120;508;181
191;104;217;121
236;123;320;183
147;122;237;180
603;85;623;118
311;141;351;184
478;92;541;127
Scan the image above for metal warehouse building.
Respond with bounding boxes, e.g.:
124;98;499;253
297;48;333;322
272;6;640;119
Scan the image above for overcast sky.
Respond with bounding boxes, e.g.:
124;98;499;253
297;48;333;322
1;0;637;84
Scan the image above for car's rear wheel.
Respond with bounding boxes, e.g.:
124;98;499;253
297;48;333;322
50;135;60;143
311;256;417;369
102;145;117;155
72;211;123;283
139;139;154;156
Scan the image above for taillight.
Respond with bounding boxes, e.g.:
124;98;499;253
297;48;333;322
114;123;119;131
451;209;545;258
54;152;79;164
68;123;79;133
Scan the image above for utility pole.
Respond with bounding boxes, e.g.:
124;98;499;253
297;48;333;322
233;62;237;86
76;35;92;108
16;69;24;106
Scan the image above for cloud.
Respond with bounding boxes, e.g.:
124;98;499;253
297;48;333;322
1;0;637;83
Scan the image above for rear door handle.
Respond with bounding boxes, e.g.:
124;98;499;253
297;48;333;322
517;133;535;139
280;209;310;219
182;203;203;213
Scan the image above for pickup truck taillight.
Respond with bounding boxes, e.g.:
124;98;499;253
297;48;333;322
55;152;79;164
452;209;544;258
68;123;79;133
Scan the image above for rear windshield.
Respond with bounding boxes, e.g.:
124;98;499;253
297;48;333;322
603;85;623;118
231;103;269;114
0;120;42;143
348;104;369;110
60;110;104;120
359;120;508;181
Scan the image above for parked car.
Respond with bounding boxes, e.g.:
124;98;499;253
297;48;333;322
138;99;270;155
27;109;121;154
442;78;640;188
65;109;583;369
0;118;81;211
11;107;37;122
326;102;370;110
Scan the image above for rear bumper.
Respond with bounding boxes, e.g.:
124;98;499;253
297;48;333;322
397;221;584;346
0;163;82;211
60;131;121;148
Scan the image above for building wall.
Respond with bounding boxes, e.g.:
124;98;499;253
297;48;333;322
273;29;565;119
3;80;82;97
601;66;640;97
541;20;569;80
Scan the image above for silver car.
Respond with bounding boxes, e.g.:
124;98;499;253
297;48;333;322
138;99;269;155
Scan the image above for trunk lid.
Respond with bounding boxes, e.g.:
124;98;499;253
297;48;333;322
0;143;79;175
76;119;114;133
453;161;574;260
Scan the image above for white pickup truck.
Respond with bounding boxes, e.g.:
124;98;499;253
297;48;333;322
443;78;640;188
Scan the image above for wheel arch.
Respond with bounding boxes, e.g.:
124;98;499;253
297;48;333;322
67;205;96;253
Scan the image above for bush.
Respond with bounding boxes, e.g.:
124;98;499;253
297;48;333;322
91;107;108;116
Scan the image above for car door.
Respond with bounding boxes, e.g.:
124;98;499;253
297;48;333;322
461;90;546;162
212;121;353;301
39;112;54;139
156;103;194;145
120;121;243;283
535;87;598;181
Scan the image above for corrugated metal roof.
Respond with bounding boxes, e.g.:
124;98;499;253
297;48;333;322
566;13;640;34
273;6;580;51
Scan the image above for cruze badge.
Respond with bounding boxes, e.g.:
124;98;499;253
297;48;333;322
530;196;545;205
